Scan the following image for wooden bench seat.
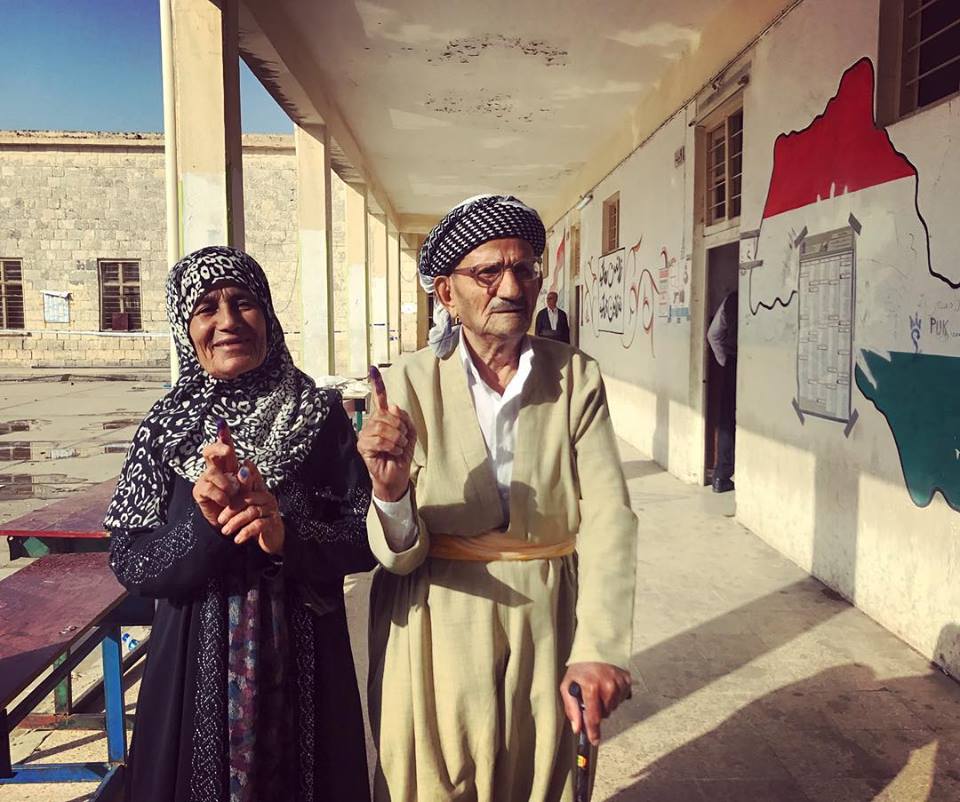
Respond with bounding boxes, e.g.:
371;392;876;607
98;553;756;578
0;552;129;796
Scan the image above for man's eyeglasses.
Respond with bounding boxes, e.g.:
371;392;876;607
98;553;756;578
450;257;543;288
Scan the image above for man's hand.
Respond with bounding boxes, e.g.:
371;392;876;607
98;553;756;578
357;366;416;502
561;662;633;745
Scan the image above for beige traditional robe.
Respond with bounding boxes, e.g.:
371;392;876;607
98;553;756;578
367;336;637;802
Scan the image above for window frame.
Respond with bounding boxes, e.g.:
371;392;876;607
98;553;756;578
98;259;143;331
704;106;743;231
878;0;960;125
601;193;620;256
0;259;25;330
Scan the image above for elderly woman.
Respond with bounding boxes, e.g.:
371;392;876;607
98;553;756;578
106;246;374;802
358;195;637;801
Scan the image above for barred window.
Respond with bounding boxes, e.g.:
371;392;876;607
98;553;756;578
705;107;743;226
99;260;142;331
0;260;25;330
880;0;960;122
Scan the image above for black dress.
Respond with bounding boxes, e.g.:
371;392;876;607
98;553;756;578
109;405;375;802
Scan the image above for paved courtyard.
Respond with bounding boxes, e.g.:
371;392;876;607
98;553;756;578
1;372;958;801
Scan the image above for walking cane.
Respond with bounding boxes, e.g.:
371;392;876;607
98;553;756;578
568;682;593;802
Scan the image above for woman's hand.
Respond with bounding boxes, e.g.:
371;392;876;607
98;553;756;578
193;419;240;526
560;662;634;745
357;367;416;502
218;461;285;555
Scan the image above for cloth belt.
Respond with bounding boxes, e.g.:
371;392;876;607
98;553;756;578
429;531;576;562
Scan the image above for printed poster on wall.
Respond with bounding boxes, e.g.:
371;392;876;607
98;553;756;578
597;248;625;334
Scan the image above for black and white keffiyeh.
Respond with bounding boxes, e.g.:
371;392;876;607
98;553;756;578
105;246;334;531
418;194;545;279
418;194;545;357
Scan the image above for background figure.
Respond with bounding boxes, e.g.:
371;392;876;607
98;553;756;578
535;291;570;343
707;290;738;493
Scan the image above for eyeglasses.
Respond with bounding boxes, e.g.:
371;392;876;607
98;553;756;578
450;257;543;288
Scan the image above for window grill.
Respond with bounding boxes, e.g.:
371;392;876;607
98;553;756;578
99;260;143;331
0;260;25;330
901;0;960;115
881;0;960;122
705;108;743;227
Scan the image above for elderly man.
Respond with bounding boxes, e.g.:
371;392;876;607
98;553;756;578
357;194;637;802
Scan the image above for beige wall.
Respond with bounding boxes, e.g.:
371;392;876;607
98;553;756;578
0;132;302;368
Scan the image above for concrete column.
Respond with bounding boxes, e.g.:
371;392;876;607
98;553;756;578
345;183;370;375
399;233;424;353
387;221;401;361
294;124;334;378
368;213;389;366
170;0;244;253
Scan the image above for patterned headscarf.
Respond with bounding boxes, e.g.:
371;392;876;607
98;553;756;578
419;194;545;357
105;246;334;531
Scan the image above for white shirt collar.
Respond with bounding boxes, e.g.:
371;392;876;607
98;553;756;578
459;332;534;402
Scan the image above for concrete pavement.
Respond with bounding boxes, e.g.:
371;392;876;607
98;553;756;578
1;376;958;801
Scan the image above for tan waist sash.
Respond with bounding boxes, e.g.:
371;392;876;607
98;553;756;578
429;531;576;562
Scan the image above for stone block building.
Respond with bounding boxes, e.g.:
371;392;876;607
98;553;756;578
0;130;336;370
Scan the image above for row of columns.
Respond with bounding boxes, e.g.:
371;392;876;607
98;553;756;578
162;0;422;381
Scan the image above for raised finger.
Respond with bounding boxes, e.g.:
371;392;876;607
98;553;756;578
202;442;238;475
368;365;388;413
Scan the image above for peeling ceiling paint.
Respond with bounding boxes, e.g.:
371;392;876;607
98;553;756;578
241;0;763;219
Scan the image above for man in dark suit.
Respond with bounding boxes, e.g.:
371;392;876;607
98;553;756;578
535;291;570;343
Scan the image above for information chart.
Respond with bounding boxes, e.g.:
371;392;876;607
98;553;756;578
797;227;855;422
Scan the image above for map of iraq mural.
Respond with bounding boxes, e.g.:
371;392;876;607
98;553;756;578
743;57;960;512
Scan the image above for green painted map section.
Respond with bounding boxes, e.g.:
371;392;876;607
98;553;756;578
856;350;960;511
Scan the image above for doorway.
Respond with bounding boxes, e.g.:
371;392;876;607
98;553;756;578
703;242;740;485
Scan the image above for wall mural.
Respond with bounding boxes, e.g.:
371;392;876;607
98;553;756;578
744;57;960;511
581;239;686;352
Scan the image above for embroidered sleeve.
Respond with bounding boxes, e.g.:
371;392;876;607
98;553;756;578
278;404;376;582
109;504;232;599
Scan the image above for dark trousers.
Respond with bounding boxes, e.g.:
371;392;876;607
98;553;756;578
714;359;737;482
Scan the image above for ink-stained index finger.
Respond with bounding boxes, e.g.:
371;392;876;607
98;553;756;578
369;365;389;413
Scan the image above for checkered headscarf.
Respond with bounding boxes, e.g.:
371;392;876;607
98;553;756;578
419;194;545;278
419;194;545;357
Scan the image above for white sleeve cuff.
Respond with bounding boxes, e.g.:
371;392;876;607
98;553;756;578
372;487;419;552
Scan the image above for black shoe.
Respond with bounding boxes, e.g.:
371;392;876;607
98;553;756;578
712;478;735;493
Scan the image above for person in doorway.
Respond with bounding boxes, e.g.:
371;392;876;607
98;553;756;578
358;194;637;802
105;246;374;802
707;289;738;493
535;290;571;343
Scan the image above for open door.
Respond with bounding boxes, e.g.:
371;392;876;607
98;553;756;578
703;242;740;485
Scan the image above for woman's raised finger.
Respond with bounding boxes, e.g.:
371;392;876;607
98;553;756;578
202;441;235;469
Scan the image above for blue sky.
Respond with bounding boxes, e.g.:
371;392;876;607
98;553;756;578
0;0;291;133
